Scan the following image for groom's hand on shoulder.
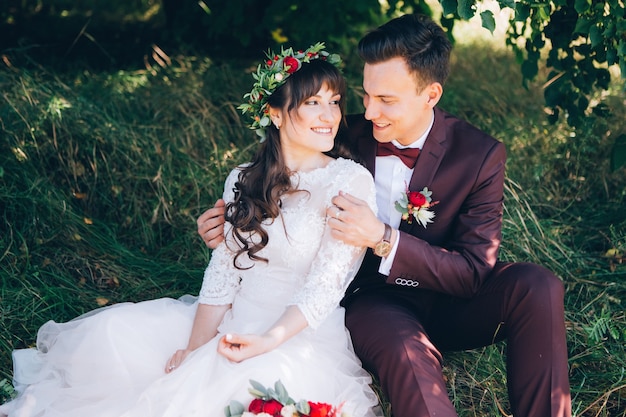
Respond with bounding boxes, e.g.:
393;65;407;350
328;191;385;248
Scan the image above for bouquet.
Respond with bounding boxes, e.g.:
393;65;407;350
224;380;347;417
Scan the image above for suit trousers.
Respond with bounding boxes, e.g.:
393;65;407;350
344;261;571;417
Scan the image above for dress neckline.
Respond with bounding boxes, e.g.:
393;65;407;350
289;157;341;178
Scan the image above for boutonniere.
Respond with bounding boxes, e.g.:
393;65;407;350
395;186;439;228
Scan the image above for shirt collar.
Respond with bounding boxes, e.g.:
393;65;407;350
390;109;435;150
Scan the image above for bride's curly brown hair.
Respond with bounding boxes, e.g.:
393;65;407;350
225;59;351;269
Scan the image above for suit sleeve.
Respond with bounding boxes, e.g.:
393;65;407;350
387;141;506;298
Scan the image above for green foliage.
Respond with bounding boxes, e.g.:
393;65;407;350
196;0;394;46
438;0;625;168
583;307;622;343
509;0;624;126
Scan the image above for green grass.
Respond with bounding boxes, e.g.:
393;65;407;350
1;39;625;416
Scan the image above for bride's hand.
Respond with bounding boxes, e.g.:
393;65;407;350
165;348;192;373
217;333;274;363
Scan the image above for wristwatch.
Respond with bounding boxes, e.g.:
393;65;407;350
373;223;392;257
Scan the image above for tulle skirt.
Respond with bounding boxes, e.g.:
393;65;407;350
0;295;380;417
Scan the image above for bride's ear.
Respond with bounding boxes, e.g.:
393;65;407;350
269;107;283;130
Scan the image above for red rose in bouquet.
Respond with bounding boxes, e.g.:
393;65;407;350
308;401;334;417
249;398;283;416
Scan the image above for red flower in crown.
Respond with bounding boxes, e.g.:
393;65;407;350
283;56;301;73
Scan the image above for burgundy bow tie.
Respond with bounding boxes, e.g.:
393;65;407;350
376;141;421;168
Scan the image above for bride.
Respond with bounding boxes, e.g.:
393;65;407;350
0;43;380;417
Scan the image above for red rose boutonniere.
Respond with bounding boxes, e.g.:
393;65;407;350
395;186;439;228
224;380;347;417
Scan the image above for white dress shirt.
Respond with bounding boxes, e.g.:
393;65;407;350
376;114;434;275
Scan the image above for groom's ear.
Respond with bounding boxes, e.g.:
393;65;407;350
425;82;443;107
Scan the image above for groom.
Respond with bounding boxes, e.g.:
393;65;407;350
197;14;572;417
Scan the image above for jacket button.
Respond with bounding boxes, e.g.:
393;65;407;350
395;278;419;287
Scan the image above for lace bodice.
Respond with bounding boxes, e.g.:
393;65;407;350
198;158;377;328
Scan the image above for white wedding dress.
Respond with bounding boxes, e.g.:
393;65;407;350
1;157;380;417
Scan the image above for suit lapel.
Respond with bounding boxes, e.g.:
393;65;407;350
359;133;378;177
408;108;447;192
403;108;448;234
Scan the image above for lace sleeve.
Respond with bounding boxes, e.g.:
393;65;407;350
290;161;377;328
197;168;243;305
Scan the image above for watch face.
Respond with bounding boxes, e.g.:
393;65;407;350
375;241;391;257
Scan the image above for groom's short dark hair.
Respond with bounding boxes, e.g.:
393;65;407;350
358;13;452;90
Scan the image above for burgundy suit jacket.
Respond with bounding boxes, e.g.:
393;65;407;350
342;108;506;301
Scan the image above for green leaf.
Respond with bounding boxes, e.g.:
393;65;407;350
224;401;245;417
457;0;475;20
603;21;616;38
497;0;516;9
296;399;311;415
441;0;458;16
574;0;591;13
514;2;530;21
274;380;289;403
480;10;496;33
538;5;550;21
249;380;269;399
574;17;592;35
589;24;602;47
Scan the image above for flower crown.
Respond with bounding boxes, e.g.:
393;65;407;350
238;42;342;141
